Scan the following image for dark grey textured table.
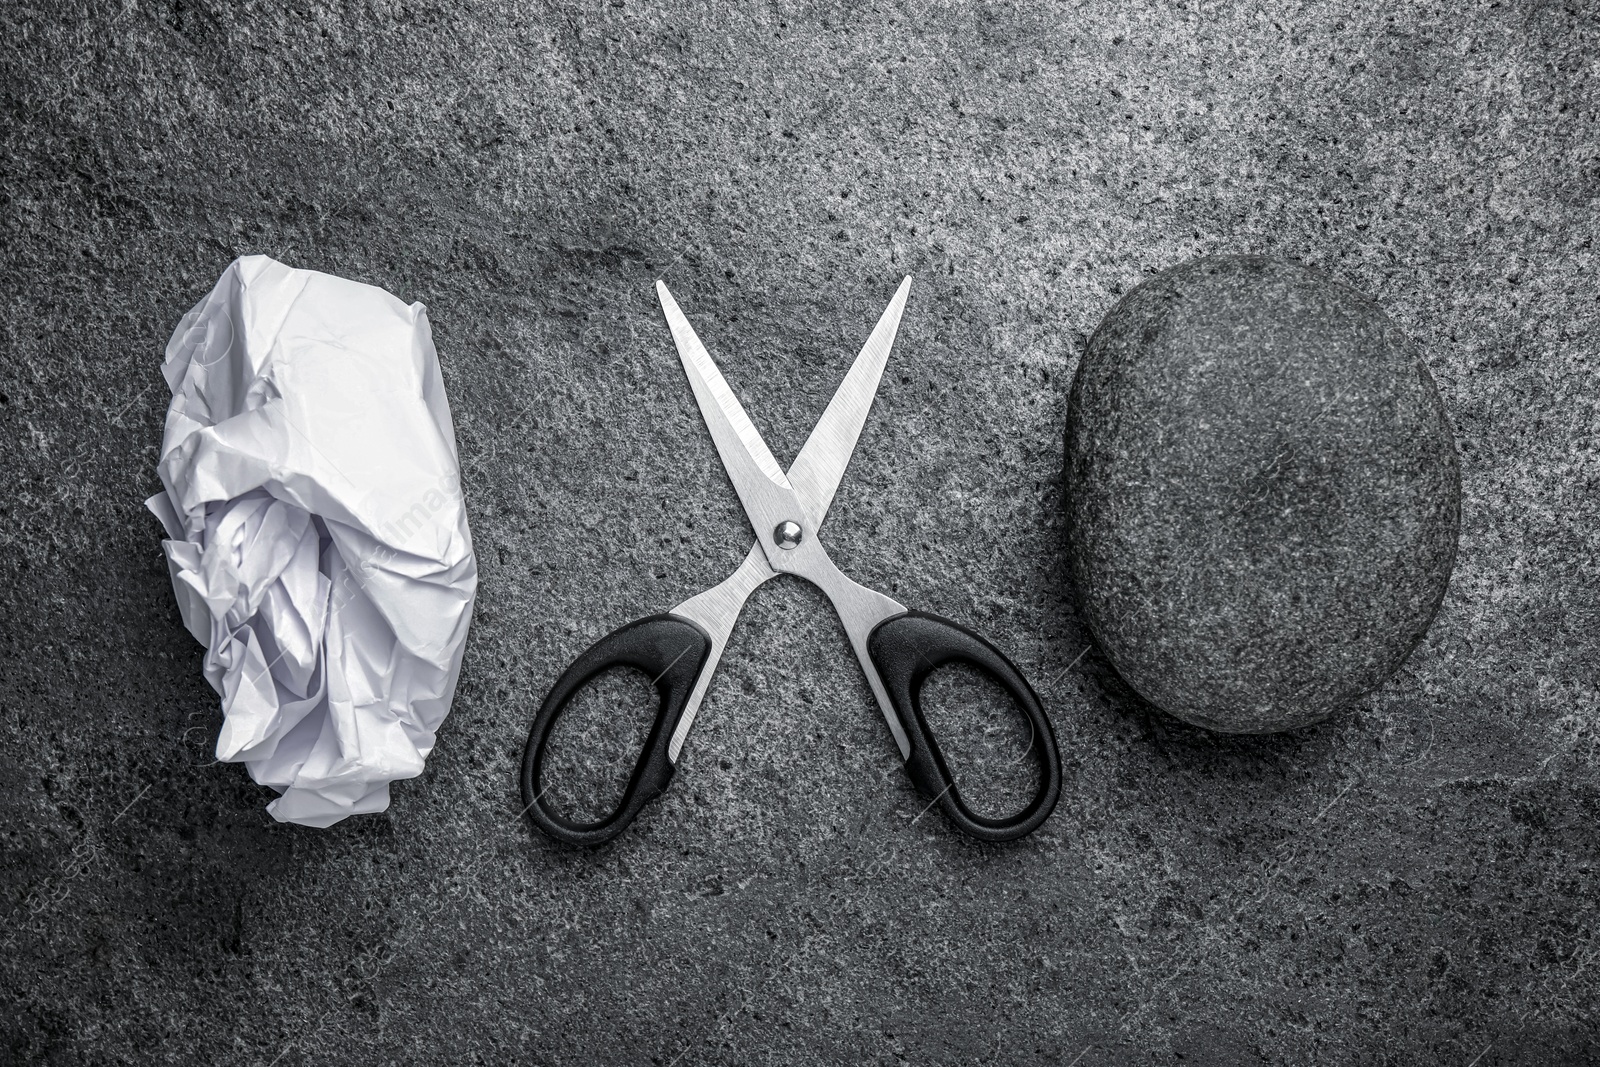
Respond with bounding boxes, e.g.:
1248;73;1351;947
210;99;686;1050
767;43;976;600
3;3;1597;1064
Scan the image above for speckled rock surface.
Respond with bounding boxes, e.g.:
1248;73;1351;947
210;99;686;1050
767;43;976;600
2;3;1598;1065
1064;255;1461;734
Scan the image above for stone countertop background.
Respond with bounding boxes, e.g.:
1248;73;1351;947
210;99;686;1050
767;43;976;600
2;2;1597;1064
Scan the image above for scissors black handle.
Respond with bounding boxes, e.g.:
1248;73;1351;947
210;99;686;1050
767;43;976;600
521;614;711;847
868;610;1061;843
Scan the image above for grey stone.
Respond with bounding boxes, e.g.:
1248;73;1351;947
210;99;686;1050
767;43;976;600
1064;256;1461;733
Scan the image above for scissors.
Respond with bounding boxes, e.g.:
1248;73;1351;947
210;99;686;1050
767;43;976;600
521;277;1062;846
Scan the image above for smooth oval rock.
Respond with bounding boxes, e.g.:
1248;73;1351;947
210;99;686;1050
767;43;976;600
1063;256;1460;733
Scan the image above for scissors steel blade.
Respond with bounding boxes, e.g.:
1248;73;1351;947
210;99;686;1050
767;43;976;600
655;281;793;496
657;278;911;538
787;277;910;526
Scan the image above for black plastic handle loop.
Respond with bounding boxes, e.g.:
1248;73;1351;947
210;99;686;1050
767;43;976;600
867;610;1062;843
521;613;712;847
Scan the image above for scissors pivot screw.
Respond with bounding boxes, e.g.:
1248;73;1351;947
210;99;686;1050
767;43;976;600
773;520;804;549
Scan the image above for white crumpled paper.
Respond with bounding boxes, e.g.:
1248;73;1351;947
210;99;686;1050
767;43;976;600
147;255;477;827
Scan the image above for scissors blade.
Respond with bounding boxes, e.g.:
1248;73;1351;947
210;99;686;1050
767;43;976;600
787;276;911;525
656;280;793;494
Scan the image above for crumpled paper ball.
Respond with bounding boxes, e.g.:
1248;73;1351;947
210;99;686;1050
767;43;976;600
146;255;477;827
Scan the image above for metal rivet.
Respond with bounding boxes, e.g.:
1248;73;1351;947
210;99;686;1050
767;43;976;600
773;520;803;550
